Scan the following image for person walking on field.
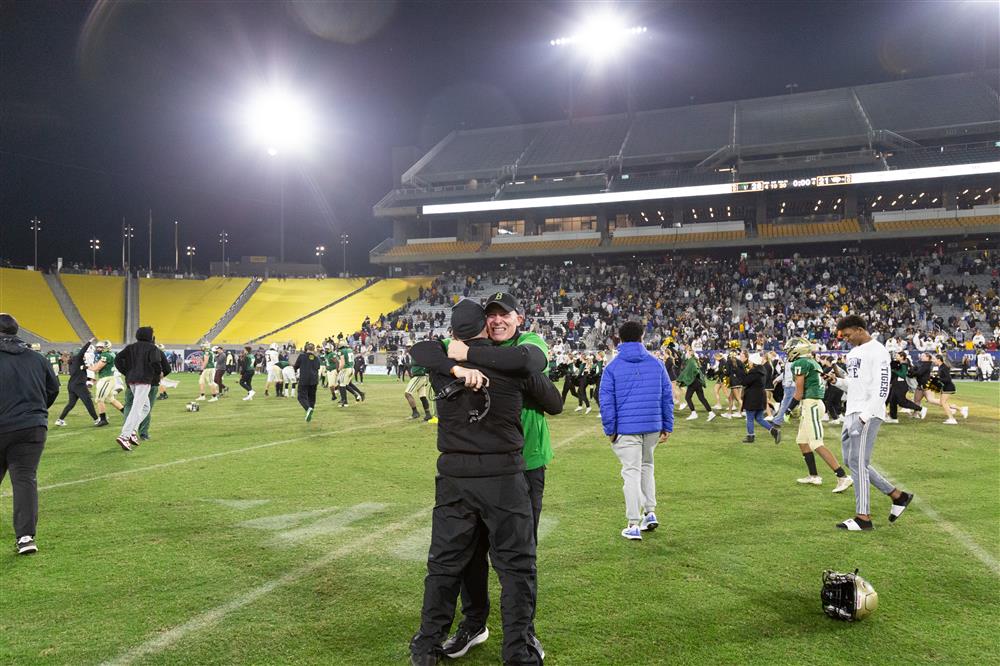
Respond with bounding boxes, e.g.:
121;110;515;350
113;327;171;452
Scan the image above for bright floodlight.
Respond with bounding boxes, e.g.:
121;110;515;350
244;87;315;156
550;14;647;61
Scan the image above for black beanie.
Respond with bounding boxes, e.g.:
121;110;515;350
451;299;487;341
136;326;154;342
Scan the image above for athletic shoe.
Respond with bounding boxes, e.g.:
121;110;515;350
640;512;659;531
742;435;755;444
208;396;219;402
960;406;969;419
832;476;853;493
93;418;103;426
358;392;366;402
55;419;66;427
763;415;773;421
943;418;958;425
96;419;109;428
836;517;873;531
139;434;150;441
115;436;132;452
574;406;584;412
196;395;206;401
706;411;717;422
340;402;347;408
305;407;314;423
441;625;489;659
883;418;899;424
686;412;699;421
831;416;844;425
427;417;439;424
770;427;782;444
129;432;140;448
527;633;545;661
410;653;439;666
248;390;255;399
821;414;830;422
721;412;732;419
410;412;421;419
585;406;592;414
713;403;722;409
889;492;913;523
242;395;252;401
919;406;928;419
675;403;686;411
16;536;37;555
797;475;823;485
621;525;642;540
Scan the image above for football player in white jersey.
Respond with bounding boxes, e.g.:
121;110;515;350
265;343;281;396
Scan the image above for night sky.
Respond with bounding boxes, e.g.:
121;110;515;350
1;1;997;273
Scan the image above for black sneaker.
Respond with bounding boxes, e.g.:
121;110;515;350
442;625;489;659
423;413;433;422
96;419;109;428
770;427;781;444
139;434;151;441
889;492;913;523
410;653;439;666
742;435;755;444
410;412;420;419
16;535;37;555
357;392;366;402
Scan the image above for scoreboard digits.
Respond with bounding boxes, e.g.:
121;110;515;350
731;173;852;193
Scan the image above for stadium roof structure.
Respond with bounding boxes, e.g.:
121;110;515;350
375;71;1000;218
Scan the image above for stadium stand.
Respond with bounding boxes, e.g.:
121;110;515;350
886;142;1000;170
60;274;126;343
414;125;544;183
383;240;482;257
757;219;861;238
214;278;367;345
0;268;78;341
265;277;434;345
517;115;631;173
622;102;734;164
611;230;746;246
738;88;869;148
484;236;602;254
854;73;1000;135
138;277;250;344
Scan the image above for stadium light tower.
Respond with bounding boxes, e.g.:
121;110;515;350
315;245;326;258
243;86;316;263
339;233;349;277
219;231;229;275
29;218;41;268
186;245;196;274
549;14;647;116
89;237;101;269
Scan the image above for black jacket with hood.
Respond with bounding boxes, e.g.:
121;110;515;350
114;327;171;385
0;335;60;434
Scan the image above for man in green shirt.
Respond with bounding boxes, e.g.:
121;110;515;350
438;292;550;659
91;341;124;426
335;343;365;406
404;363;433;421
784;337;852;492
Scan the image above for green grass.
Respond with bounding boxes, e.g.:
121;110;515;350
1;375;997;665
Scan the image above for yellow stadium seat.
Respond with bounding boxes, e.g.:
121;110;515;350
265;277;435;345
139;277;250;345
61;274;126;343
0;268;77;341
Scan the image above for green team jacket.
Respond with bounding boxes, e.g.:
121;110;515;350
677;356;706;387
441;331;552;471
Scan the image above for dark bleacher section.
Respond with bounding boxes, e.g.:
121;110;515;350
856;73;1000;134
738;89;869;148
499;174;607;199
517;115;631;173
417;125;543;183
613;170;729;191
886;142;1000;170
622;102;733;163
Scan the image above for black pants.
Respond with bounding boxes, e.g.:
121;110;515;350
414;473;540;665
59;384;98;420
824;385;845;419
338;383;364;404
576;376;590;408
685;379;712;412
239;370;254;393
561;377;577;404
888;382;921;419
591;374;601;407
214;368;226;393
0;426;46;540
297;383;317;411
458;467;545;635
356;367;365;383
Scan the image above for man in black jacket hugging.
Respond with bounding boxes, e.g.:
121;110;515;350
113;326;171;452
409;300;562;666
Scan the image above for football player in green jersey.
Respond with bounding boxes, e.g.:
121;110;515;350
404;363;433;421
335;343;365;406
90;340;124;426
784;337;852;493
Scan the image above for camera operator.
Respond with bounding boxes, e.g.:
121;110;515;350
408;299;561;666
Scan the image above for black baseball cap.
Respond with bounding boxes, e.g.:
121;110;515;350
484;291;520;314
452;299;487;341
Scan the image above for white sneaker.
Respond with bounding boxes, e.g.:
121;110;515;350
621;525;642;541
686;412;699;420
707;411;717;422
208;396;219;402
585;406;592;414
764;415;773;421
832;416;843;425
919;406;928;419
574;406;583;412
55;419;66;427
196;395;206;401
721;412;732;419
883;418;899;424
821;414;831;422
676;403;686;411
713;404;722;409
832;476;854;493
242;395;252;401
960;406;969;419
248;390;255;398
797;475;823;485
943;418;958;425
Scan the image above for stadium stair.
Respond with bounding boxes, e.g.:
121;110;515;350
0;267;77;342
59;274;127;343
203;279;261;344
247;279;382;344
43;273;94;341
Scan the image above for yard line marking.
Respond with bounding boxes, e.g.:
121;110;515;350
1;418;408;498
876;466;1000;577
552;427;594;450
100;507;429;666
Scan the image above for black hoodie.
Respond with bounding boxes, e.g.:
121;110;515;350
0;335;60;434
114;327;171;385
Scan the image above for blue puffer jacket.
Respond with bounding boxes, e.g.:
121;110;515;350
599;342;674;436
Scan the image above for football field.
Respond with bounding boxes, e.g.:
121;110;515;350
1;375;998;665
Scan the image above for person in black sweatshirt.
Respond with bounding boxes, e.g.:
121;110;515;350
739;352;781;445
55;337;101;427
409;299;561;666
293;342;322;422
0;313;60;554
113;326;170;452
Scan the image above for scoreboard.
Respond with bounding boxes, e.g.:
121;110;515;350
731;173;853;192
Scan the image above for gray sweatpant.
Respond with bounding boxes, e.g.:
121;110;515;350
840;412;894;516
120;383;151;439
611;432;658;523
